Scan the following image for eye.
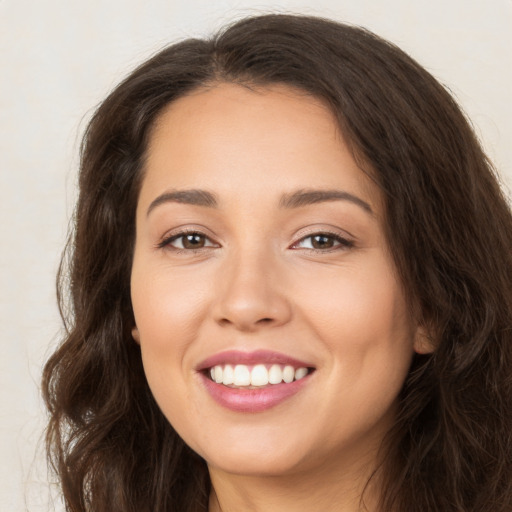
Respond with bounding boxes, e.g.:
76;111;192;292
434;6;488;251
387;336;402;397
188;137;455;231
292;233;353;251
159;232;217;250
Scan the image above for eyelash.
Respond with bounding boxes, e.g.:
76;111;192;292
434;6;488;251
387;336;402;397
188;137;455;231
157;230;217;252
291;231;354;252
157;230;354;253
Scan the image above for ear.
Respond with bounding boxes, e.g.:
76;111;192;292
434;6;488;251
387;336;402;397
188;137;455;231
131;326;141;344
413;325;435;355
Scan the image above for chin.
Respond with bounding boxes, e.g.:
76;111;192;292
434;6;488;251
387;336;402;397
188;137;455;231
184;424;314;477
205;448;308;478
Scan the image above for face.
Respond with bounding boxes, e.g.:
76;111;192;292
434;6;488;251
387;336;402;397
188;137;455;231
131;83;423;479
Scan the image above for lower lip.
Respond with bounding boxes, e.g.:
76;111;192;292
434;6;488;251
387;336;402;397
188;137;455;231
200;373;311;413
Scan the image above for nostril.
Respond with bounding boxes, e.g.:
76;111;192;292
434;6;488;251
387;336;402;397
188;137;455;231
217;316;275;328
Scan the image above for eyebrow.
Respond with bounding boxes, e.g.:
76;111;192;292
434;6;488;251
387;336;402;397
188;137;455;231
146;187;373;216
279;189;373;214
147;189;218;216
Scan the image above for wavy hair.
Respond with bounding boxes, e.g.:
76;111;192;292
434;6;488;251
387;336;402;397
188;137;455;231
43;14;512;512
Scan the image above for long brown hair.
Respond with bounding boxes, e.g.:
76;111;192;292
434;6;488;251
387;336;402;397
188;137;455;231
43;14;512;512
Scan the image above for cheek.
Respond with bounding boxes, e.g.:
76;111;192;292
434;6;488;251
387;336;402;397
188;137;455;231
297;261;413;344
130;264;212;410
299;265;414;434
130;270;203;433
131;263;211;347
295;258;415;404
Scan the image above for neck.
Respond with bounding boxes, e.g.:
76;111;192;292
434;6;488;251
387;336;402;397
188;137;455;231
208;451;383;512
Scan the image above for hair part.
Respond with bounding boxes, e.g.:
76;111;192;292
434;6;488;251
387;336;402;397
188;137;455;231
43;13;512;512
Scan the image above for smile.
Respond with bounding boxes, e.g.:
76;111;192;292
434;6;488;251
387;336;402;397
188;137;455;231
208;364;310;387
197;350;315;412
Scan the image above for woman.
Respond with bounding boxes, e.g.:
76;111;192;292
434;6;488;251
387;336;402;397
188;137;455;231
43;14;512;512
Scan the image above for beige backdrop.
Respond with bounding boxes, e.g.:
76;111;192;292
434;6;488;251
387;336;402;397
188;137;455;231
0;0;510;510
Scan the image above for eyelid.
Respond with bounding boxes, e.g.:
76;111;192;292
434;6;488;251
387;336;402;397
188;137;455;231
156;226;220;250
290;228;355;251
155;225;354;252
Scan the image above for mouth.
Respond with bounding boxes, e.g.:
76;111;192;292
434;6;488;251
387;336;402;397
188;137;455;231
205;363;314;388
196;350;316;412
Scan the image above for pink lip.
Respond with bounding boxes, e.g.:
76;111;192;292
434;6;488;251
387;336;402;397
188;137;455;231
196;350;315;413
196;349;313;371
200;373;311;413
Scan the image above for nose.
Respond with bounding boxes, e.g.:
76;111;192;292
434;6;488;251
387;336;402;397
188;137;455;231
212;250;292;332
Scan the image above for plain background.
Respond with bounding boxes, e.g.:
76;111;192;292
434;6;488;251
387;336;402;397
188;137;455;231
1;1;510;510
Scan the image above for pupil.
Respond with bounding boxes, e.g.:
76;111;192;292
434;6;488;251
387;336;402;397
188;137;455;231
184;234;204;248
313;235;333;249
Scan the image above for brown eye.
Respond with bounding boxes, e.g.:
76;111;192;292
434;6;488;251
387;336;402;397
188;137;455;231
293;233;353;251
182;233;206;249
161;232;217;250
311;235;335;249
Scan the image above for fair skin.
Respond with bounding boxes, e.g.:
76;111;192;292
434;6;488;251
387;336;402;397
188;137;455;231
131;83;428;511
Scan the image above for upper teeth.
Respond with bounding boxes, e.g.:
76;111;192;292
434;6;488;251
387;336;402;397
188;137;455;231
209;364;309;387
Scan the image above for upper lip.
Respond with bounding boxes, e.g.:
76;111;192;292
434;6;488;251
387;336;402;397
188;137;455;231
196;349;314;371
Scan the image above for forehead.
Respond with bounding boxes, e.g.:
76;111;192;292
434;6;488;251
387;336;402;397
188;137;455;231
140;83;380;211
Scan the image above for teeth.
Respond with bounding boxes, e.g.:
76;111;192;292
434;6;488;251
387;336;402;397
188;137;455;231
222;364;234;385
208;363;310;387
268;364;283;384
214;365;223;384
233;365;251;386
295;367;308;380
283;365;295;383
250;364;268;386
